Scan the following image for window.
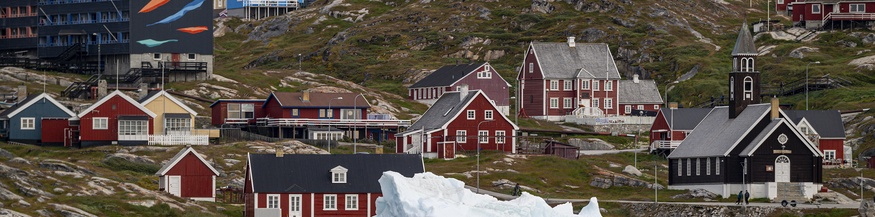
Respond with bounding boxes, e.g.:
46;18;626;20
93;117;108;130
716;158;720;175
730;77;735;97
227;103;254;119
495;131;505;144
654;105;660;109
706;157;711;175
852;4;866;13
592;98;600;108
331;166;347;183
743;76;753;99
563;80;573;90
677;160;682;176
528;63;533;73
153;53;161;60
118;120;147;136
320;109;334;118
824;150;836;160
777;0;783;4
467;110;475;120
550;80;559;90
624;105;632;114
604;98;613;109
345;194;358;210
456;130;467;143
812;4;821;14
801;126;808;134
637;105;644;110
268;194;280;208
164;118;191;134
748;58;754;71
696;158;700;176
292;109;299;117
478;66;492;79
686;158;691;176
605;80;613;91
20;118;35;130
581;80;589;90
592;80;600;91
324;195;337;210
550;98;559;109
187;53;196;60
740;58;748;72
478;130;489;143
563;98;573;109
484;110;493;120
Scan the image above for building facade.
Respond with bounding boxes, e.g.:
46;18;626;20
409;62;512;115
156;146;220;202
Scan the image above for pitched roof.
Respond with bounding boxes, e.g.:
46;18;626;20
668;104;771;158
731;22;758;56
247;154;424;193
410;63;484;88
156;146;220;176
618;80;664;104
0;93;76;120
267;92;370;108
782;110;846;138
209;99;264;108
404;90;480;132
78;90;157;118
139;90;199;116
530;42;621;80
657;108;713;131
738;118;822;157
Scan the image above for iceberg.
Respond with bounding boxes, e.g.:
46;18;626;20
376;171;602;217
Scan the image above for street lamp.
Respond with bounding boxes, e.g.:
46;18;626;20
805;61;820;110
93;33;101;76
353;93;364;153
298;54;302;71
327;96;343;153
476;120;493;194
857;168;865;203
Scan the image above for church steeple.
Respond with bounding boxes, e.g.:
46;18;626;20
729;22;761;119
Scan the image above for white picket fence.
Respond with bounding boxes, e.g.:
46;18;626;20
148;135;209;146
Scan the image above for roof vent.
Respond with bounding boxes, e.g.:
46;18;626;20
567;37;576;48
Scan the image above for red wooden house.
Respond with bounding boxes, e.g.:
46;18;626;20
77;90;156;147
210;99;266;125
409;62;512;115
648;107;712;155
783;110;848;165
618;75;664;116
262;91;369;140
396;87;519;159
243;153;424;217
517;38;659;121
156;146;220;202
790;0;875;29
776;0;801;15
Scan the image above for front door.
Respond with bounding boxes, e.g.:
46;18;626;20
775;155;791;182
171;53;180;67
289;194;302;217
168;176;181;196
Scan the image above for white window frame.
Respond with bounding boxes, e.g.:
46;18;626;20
563;98;573;109
812;4;821;14
563;80;572;91
696;158;700;176
592;98;600;108
484;110;493;120
605;80;613;91
777;0;783;4
495;130;505;144
744;76;753;99
581;79;589;90
624;105;632;114
686;158;691;176
333;172;346;183
528;63;533;73
164;118;191;134
345;194;358;210
323;194;337;210
716;158;720;175
467;110;475;120
118;120;148;136
550;80;559;90
267;194;280;209
604;98;613;109
677;160;682;176
20;117;35;130
549;98;559;109
93;117;108;130
478;130;489;143
457;130;467;143
824;150;836;160
592;80;600;91
706;157;711;175
851;4;866;13
637;105;644;110
654;105;660;109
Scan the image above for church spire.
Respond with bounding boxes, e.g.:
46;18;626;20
729;21;761;119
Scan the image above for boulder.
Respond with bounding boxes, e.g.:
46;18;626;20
51;203;97;217
623;165;642;176
671;189;718;199
8;157;31;165
838;40;858;48
0;148;14;159
789;46;819;59
0;187;23;200
861;200;875;217
38;160;77;173
568;138;614;150
578;28;606;42
589;177;612;189
863;33;875;44
0;208;31;217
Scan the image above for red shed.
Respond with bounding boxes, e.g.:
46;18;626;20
544;140;579;160
209;99;266;126
156;146;220;202
77;90;156;147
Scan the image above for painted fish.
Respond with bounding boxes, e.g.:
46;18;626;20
147;0;204;27
139;0;170;13
137;39;179;48
177;26;208;34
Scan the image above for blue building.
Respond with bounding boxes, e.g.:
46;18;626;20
0;93;77;145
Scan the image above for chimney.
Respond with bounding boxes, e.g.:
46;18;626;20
302;90;310;102
138;83;149;100
16;85;26;103
458;84;469;102
669;102;678;109
276;146;284;157
633;74;640;84
567;37;576;48
771;97;779;119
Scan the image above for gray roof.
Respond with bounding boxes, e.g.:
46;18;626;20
731;22;758;56
740;119;783;157
618;80;664;104
410;63;484;88
668;104;771;158
0;94;41;118
783;110;846;138
404;91;479;133
137;91;161;103
531;42;621;80
658;108;714;131
248;154;424;193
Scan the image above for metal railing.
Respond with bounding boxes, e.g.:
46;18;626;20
565;115;655;125
257;118;412;127
148;135;209;145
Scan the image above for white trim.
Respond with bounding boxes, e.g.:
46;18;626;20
78;90;157;118
721;105;771;156
289;194;302;217
310;193;314;217
740;118;823;157
495;130;506;144
139;90;199;116
4;93;77;119
549;98;559;109
267;194;281;209
795;118;820;137
478;130;489;144
248;153;256;193
436;91;519;130
254;193;259;209
484;110;493;120
323;194;337;210
20;117;35;130
448;62;512;88
345;194;359;210
466;110;475;120
93;117;108;130
367;193;372;216
156;147;221;176
212;175;216;199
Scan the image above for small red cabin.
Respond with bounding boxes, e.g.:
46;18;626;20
156;147;220;202
210;99;266;126
77;90;156;147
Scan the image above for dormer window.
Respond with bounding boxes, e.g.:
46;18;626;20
331;166;348;183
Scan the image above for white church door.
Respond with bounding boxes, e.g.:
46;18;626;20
775;155;791;182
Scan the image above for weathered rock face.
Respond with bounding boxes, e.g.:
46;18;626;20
568;138;614;150
861;200;875;217
578;27;606;42
623;165;642;176
589;175;663;190
531;0;555;14
0;148;14;159
623;203;776;217
671;189;718;200
104;153;156;165
789;46;819;59
828;177;875;193
491;179;540;193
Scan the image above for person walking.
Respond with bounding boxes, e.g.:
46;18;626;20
512;183;521;196
736;191;743;205
744;190;750;205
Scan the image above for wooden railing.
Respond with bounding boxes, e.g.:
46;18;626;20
256;118;412;127
822;12;875;27
649;140;682;151
148;135;209;145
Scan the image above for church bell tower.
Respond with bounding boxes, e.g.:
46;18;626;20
729;22;761;119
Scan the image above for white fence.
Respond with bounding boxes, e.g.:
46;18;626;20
118;134;149;141
564;116;655;125
148;135;209;146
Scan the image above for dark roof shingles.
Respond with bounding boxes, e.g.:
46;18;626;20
410;63;483;88
249;154;423;193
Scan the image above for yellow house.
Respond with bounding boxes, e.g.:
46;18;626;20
140;91;213;145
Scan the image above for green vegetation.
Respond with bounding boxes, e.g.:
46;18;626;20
100;157;162;174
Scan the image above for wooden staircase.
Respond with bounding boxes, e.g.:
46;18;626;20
775;182;808;203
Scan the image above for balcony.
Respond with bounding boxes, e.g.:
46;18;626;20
256;118;412;128
148;134;209;146
649;140;682;152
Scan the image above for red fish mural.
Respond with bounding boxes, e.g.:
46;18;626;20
177;26;209;34
140;0;170;13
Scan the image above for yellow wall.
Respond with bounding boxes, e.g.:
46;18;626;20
143;95;195;135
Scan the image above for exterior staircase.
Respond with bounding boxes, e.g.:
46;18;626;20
775;182;808;203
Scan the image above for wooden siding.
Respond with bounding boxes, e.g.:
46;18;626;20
446;94;516;152
264;97;289;118
820;139;845;160
210;101;266;126
729;72;761;118
7;98;72;142
545;79;577;116
79;95;154;142
837;2;875;14
452;64;510;107
669;157;725;185
748;124;822;183
648;111;688;145
165;152;216;198
619;103;661;116
143;95;195;135
409;87;447;101
518;46;545;117
244;166;254;217
252;192;379;217
40;119;69;145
